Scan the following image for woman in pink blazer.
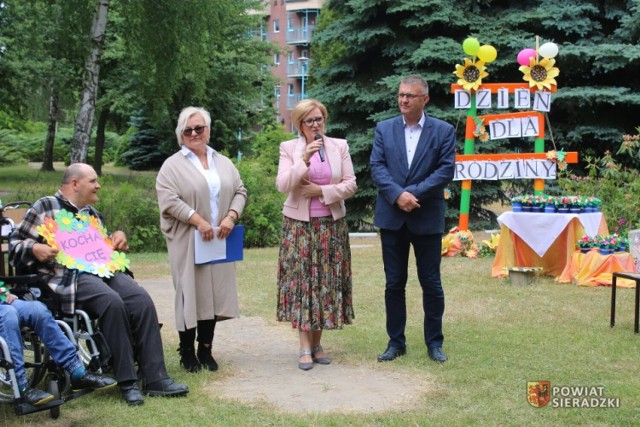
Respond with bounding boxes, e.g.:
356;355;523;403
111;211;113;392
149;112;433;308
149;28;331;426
276;99;357;370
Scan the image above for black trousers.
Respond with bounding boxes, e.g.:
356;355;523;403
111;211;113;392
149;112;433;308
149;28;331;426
380;225;445;350
75;272;168;384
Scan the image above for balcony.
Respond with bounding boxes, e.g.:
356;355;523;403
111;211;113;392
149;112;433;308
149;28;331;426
250;28;269;41
286;93;303;109
286;25;314;45
286;61;308;78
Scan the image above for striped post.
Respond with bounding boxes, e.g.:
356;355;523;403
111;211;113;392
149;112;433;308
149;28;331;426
458;95;477;230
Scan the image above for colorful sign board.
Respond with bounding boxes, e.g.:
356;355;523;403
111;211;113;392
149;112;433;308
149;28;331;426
37;209;130;278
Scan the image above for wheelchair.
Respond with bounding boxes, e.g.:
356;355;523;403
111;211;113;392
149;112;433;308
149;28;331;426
0;202;110;418
2;201;110;371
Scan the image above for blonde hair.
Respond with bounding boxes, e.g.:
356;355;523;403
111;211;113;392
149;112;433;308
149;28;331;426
290;99;328;134
175;106;212;146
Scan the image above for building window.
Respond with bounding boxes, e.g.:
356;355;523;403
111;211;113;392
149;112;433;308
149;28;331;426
274;53;280;66
273;19;280;33
287;51;294;64
275;85;281;99
288;84;294;96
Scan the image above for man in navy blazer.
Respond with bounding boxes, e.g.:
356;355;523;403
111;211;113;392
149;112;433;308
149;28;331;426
370;75;456;363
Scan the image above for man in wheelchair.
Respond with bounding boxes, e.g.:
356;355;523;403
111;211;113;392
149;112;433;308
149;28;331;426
9;163;188;405
1;286;116;405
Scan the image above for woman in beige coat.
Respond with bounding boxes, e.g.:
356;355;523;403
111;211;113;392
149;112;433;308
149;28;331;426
156;106;247;373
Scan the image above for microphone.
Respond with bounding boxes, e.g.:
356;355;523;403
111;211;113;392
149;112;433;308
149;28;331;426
314;133;325;162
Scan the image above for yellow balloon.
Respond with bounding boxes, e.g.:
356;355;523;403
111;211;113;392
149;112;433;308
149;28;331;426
462;37;480;56
477;45;497;63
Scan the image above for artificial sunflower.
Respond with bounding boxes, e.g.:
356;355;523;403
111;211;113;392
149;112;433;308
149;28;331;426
454;58;489;92
546;149;567;170
472;117;489;142
519;57;559;90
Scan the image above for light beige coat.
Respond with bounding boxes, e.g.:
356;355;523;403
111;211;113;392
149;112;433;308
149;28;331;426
156;151;247;331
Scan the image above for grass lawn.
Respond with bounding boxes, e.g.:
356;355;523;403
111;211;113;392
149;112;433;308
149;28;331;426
2;240;639;426
1;164;638;425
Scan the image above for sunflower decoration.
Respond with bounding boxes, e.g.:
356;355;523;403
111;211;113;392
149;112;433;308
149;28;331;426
453;37;497;92
546;149;567;171
518;41;560;91
472;117;489;142
443;187;451;200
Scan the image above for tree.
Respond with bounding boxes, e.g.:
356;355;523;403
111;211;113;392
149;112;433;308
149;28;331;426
0;1;93;170
311;0;640;230
1;0;276;172
118;110;167;170
106;0;277;169
71;0;109;164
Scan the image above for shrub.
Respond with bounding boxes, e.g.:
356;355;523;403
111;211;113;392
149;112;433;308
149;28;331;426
0;126;121;166
94;174;165;253
236;158;285;248
558;127;640;237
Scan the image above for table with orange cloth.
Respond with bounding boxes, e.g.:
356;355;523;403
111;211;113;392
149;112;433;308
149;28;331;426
556;249;636;287
492;212;609;278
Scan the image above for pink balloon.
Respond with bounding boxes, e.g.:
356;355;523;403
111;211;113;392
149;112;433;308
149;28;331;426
517;48;536;66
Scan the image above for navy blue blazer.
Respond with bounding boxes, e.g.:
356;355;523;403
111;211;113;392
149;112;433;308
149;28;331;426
370;113;456;235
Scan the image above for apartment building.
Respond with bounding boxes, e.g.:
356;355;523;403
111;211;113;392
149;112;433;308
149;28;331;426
252;0;325;132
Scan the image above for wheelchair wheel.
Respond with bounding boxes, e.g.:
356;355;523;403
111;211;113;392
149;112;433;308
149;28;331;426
22;331;46;389
44;373;61;419
0;352;17;403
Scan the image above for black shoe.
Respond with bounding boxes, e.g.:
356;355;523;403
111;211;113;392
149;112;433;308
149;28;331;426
377;346;406;362
71;372;117;392
197;344;219;371
22;388;55;406
178;346;201;373
144;378;189;397
428;347;448;363
119;381;144;406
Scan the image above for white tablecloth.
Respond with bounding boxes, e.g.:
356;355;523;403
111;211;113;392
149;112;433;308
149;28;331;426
497;212;604;257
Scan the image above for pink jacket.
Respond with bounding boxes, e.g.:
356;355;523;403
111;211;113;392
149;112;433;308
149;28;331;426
276;136;357;221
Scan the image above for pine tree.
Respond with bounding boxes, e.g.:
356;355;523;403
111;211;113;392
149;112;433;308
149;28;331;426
118;111;168;170
311;0;640;230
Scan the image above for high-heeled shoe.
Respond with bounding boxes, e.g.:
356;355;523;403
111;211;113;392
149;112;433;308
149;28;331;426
311;345;332;365
298;349;313;370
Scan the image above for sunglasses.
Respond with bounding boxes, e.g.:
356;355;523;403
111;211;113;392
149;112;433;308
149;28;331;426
182;125;207;136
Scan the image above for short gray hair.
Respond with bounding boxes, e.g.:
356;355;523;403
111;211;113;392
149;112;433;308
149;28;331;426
400;75;429;96
175;107;212;146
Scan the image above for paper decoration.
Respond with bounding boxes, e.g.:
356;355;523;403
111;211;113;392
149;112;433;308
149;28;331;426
0;283;7;302
453;38;496;92
37;209;130;278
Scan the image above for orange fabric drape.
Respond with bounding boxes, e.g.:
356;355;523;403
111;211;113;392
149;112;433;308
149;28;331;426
556;250;636;287
492;216;609;278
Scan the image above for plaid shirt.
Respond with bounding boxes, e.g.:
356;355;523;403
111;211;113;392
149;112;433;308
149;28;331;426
9;190;106;314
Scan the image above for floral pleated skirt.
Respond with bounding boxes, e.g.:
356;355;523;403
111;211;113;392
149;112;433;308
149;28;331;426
277;216;354;331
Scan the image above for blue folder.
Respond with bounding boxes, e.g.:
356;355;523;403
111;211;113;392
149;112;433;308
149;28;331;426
196;224;245;265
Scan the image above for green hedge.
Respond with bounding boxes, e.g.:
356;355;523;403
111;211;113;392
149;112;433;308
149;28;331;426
0;127;121;166
2;163;285;251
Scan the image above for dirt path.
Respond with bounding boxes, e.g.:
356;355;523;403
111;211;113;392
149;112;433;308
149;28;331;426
139;278;429;414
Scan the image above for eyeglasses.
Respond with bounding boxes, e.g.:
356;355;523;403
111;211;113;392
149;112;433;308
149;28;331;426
398;93;426;100
182;125;207;136
302;116;324;126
